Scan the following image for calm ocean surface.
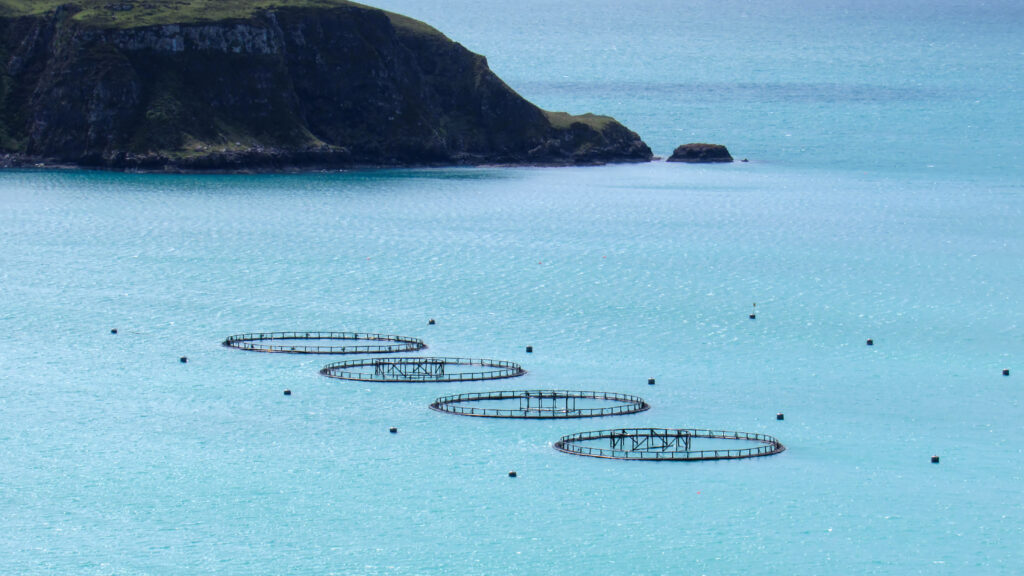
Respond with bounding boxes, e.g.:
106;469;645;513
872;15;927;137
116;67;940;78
2;1;1022;574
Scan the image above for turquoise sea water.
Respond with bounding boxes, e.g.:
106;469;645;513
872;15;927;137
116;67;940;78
2;1;1023;574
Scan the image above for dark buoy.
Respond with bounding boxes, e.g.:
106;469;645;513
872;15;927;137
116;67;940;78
749;313;756;320
1003;368;1010;376
283;389;292;396
866;339;874;346
110;328;118;334
776;412;785;421
741;158;749;163
526;346;533;353
179;356;188;363
508;471;517;478
931;455;940;464
389;427;398;434
749;302;756;319
648;378;656;385
428;318;436;325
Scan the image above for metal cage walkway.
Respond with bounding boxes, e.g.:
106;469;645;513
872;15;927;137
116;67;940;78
430;390;649;419
554;428;785;461
222;331;425;354
320;357;525;382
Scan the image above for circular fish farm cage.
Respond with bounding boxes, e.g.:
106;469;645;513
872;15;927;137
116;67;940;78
320;357;525;382
222;331;425;354
554;428;785;461
430;390;650;419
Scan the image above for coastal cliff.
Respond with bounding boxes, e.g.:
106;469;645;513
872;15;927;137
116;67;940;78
0;1;652;170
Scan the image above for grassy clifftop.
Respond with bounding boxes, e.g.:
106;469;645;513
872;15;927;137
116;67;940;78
0;0;442;35
0;0;352;26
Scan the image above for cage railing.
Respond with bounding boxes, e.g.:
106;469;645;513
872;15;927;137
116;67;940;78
222;331;425;354
320;357;525;382
430;390;649;418
554;428;785;461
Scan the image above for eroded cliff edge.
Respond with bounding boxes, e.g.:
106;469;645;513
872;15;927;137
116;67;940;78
0;2;652;170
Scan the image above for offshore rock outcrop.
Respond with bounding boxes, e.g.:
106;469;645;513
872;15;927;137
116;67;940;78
667;143;733;163
0;4;652;170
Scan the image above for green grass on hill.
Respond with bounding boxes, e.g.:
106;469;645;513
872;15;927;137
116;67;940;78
0;0;445;35
544;111;615;132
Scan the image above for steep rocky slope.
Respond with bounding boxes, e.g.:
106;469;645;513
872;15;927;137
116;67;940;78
0;1;652;170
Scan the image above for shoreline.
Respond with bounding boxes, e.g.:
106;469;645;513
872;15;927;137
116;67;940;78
0;155;655;175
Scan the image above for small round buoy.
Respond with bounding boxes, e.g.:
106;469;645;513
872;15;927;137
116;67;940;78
866;339;874;346
508;471;517;478
110;328;118;334
179;356;188;363
283;389;292;396
428;318;436;325
1003;368;1010;376
741;158;749;163
648;378;656;385
526;346;533;353
776;413;784;421
389;427;397;434
931;455;940;464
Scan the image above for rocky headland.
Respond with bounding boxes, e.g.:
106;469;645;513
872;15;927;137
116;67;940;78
0;1;652;171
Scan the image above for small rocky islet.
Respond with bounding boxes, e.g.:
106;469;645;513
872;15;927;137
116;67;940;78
666;143;734;163
0;0;653;171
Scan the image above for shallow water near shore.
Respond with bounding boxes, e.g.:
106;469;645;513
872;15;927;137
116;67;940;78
2;0;1023;574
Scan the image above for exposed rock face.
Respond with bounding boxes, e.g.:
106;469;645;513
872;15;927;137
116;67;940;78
0;4;652;170
667;143;733;163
